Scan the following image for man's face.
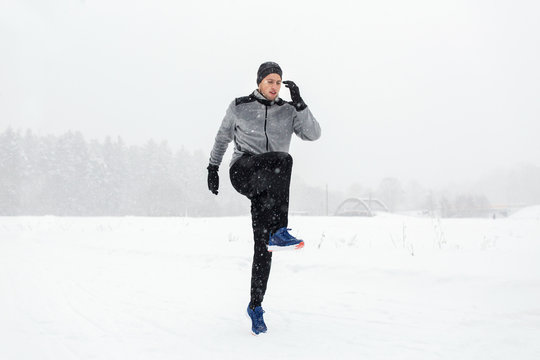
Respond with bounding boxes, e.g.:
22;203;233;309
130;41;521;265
258;73;282;101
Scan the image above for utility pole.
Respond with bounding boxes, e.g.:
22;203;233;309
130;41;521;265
325;183;329;216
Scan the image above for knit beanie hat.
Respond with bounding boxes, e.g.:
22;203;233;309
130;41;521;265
257;62;282;85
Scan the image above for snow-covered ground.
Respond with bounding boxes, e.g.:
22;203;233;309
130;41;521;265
1;211;540;360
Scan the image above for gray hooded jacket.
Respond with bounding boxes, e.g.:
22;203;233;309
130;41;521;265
209;90;321;168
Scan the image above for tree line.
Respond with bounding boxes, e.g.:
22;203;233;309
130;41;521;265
2;127;538;217
0;128;237;216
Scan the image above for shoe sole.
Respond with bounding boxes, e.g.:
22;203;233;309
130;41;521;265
267;241;304;252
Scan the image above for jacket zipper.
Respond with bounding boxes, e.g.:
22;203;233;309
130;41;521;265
264;105;269;151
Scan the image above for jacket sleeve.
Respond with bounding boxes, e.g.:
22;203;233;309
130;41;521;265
292;106;321;141
209;101;236;166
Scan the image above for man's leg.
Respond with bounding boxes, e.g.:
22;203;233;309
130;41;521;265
230;152;294;308
249;196;273;308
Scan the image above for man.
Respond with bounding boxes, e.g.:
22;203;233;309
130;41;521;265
207;61;321;335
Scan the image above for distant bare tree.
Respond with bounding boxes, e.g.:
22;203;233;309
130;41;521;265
376;177;403;212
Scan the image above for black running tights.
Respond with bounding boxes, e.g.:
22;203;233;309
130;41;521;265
229;151;293;309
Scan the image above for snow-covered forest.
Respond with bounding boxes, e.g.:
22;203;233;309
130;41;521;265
2;127;540;217
0;128;216;216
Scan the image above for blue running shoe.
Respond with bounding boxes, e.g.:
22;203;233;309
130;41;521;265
247;305;267;335
267;227;305;252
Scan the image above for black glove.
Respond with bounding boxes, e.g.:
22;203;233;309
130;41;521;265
207;164;219;195
283;80;307;111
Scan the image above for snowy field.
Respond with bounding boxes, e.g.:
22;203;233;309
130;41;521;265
1;210;540;360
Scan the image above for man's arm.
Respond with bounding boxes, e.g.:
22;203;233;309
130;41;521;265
209;101;236;166
207;101;236;195
292;106;321;141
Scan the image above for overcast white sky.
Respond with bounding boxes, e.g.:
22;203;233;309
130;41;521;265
1;0;539;189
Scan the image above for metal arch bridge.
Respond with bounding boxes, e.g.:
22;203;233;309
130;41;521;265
334;198;389;217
